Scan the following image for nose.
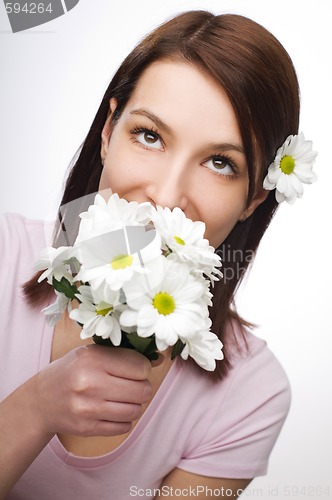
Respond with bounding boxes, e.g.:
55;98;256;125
145;160;189;211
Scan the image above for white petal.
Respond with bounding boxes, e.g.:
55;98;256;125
276;190;286;203
290;174;304;196
120;309;139;327
267;166;282;183
284;190;298;204
276;173;289;194
263;177;276;190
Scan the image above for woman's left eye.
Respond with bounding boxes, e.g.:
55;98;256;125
130;128;163;150
203;156;237;177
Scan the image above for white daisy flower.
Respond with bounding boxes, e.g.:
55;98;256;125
42;291;72;326
75;226;162;292
181;329;224;372
120;257;208;351
263;132;317;204
35;246;75;285
75;193;153;244
69;285;123;344
150;206;222;281
77;254;148;292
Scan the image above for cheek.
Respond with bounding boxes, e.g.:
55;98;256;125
99;137;132;193
99;160;121;192
99;154;152;203
206;217;236;248
204;198;246;248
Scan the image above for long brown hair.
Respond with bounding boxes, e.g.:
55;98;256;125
23;11;300;379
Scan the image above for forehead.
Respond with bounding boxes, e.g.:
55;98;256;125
124;59;242;147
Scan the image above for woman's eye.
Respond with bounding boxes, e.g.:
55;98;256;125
204;156;236;177
133;129;163;150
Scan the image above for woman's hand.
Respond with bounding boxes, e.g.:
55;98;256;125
34;344;154;437
0;345;153;495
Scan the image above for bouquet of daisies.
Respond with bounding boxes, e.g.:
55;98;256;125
36;193;224;371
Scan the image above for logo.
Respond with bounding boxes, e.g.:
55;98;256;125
3;0;80;33
77;225;158;272
51;191;165;295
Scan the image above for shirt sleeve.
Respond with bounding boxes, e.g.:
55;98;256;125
0;213;37;299
177;340;291;479
0;214;54;400
0;213;21;301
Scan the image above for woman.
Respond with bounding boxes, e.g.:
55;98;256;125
0;10;316;499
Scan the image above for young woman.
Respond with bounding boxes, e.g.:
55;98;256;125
0;10;316;499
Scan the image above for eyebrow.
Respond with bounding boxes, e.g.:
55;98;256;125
130;108;172;135
205;141;245;154
130;107;245;154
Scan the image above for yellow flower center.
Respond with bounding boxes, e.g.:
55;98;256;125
96;302;113;316
111;254;133;270
153;292;176;315
280;155;295;175
174;235;185;245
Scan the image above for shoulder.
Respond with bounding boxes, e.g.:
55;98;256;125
181;321;290;409
217;323;291;427
227;321;291;398
0;213;53;265
0;213;54;296
0;213;51;250
175;323;291;478
223;325;291;435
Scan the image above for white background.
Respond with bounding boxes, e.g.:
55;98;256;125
0;1;331;498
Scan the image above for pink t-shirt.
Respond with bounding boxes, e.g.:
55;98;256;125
1;214;291;499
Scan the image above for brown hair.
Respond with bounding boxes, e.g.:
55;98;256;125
23;11;300;379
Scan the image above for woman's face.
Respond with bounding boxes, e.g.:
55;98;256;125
100;60;266;248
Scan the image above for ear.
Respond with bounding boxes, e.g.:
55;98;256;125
239;187;269;222
100;98;118;164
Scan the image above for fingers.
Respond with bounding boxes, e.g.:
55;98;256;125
72;374;153;406
66;396;147;437
98;401;143;423
70;347;153;404
77;344;152;381
102;376;153;405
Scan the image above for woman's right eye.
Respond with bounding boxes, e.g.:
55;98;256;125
130;128;163;150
